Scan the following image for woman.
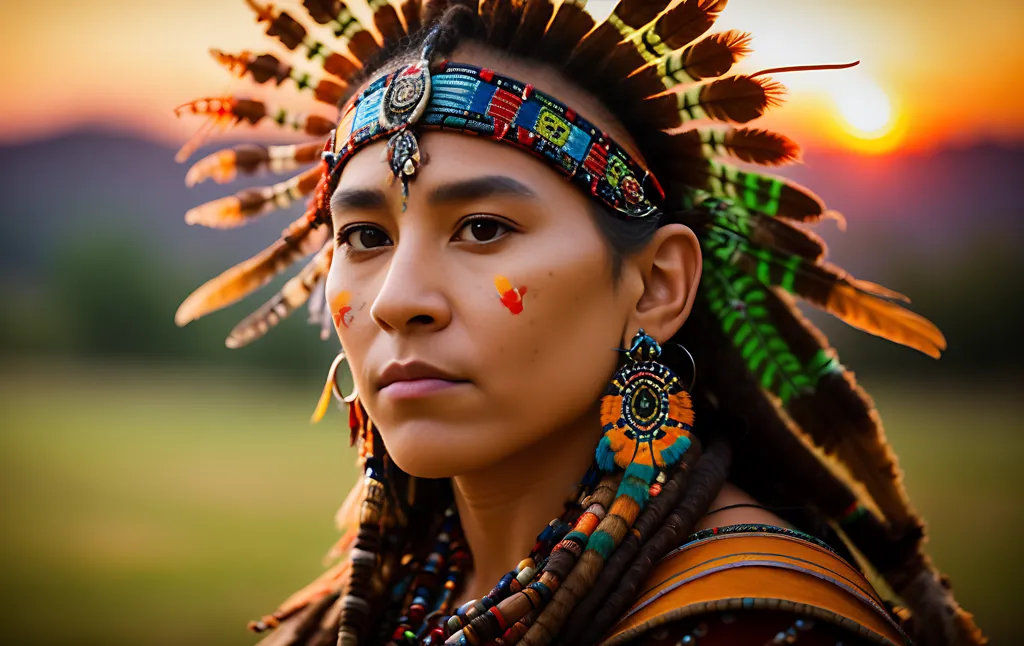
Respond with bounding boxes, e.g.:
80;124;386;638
173;0;985;644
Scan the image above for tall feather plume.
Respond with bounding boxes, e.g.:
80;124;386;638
708;259;918;526
210;49;345;106
674;74;784;123
184;166;323;229
174;97;334;163
367;0;407;44
536;0;595;66
244;0;361;81
650;127;800;167
688;289;984;646
620;29;751;96
626;73;784;131
302;0;384;62
227;244;334;349
508;0;555;55
709;268;985;645
704;228;946;358
565;0;668;77
185;142;326;187
175;211;329;326
607;0;728;79
482;0;523;49
683;194;826;260
665;158;823;221
399;0;423;34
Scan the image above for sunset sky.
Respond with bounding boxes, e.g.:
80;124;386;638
3;0;1022;153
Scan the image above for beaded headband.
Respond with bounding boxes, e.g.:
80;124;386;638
322;47;663;218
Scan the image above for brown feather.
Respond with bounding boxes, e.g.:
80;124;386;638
510;0;555;55
695;210;826;261
664;158;823;221
710;127;800;166
727;243;945;357
226;244;333;349
755;287;922;529
824;283;945;358
642;0;728;52
369;0;406;43
347;29;382;66
484;0;523;49
185;142;325;187
175;214;329;326
679;29;751;79
665;127;800;167
537;0;595;66
184;167;323;229
567;0;667;73
638;28;753;91
613;0;670;30
678;74;785;124
399;0;423;34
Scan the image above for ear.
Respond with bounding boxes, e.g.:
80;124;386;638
624;223;702;346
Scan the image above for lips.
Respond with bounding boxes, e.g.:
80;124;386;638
376;360;467;391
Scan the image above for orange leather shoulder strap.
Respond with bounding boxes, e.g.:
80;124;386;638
601;528;909;646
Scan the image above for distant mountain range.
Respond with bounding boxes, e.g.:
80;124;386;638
1;129;1021;281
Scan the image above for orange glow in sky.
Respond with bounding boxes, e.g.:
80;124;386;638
1;0;1022;154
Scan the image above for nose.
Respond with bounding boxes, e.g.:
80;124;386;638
370;237;453;335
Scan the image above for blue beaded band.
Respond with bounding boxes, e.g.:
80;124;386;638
323;60;664;219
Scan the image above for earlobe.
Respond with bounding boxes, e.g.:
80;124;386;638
628;223;703;344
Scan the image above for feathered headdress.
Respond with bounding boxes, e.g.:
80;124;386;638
172;1;984;645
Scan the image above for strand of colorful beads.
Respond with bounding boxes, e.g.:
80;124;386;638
365;467;617;646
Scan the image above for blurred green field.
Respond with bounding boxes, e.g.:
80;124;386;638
1;363;1021;645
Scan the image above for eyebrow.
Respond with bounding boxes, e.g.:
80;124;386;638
429;175;537;204
331;175;537;215
331;188;389;213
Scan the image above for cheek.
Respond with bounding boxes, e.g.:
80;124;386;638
325;258;374;383
464;236;626;443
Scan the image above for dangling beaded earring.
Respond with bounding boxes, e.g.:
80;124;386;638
596;328;696;478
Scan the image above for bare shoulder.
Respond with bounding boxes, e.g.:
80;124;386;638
693;480;789;531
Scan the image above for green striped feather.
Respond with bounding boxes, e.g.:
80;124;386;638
703;257;837;404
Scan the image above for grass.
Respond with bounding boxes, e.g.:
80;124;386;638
0;363;1020;645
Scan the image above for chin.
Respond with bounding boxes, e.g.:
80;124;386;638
378;417;519;479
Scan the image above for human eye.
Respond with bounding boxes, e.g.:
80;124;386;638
337;224;393;251
452;215;515;244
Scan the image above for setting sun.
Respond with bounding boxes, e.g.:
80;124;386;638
833;75;894;139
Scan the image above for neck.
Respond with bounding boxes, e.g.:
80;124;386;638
450;405;600;604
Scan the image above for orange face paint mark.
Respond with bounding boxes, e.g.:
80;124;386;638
331;290;354;328
494;275;528;315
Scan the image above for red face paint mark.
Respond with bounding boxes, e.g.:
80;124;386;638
494;275;528;315
331;290;353;328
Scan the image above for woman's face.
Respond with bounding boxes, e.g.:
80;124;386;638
325;131;635;477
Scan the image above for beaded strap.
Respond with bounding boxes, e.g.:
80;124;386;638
325;61;664;219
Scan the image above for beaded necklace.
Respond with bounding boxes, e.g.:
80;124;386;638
369;466;605;646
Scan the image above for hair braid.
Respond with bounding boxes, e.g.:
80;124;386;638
560;439;704;643
575;438;734;646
